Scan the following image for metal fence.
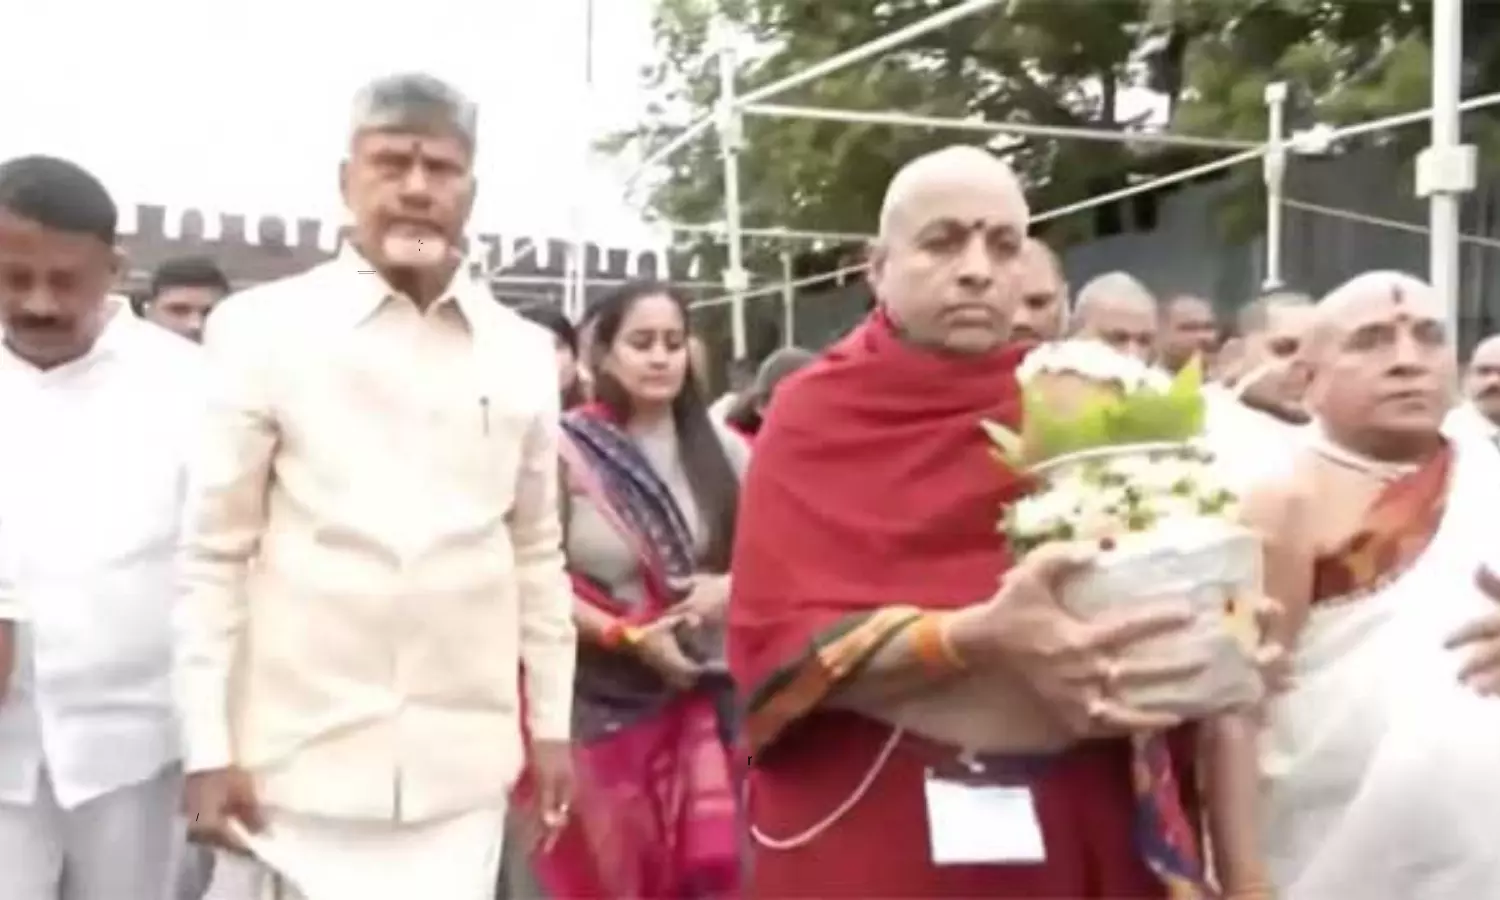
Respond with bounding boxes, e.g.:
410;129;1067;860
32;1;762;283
1060;148;1500;354
729;147;1500;362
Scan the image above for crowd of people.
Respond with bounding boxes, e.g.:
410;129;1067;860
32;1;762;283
1;69;1500;900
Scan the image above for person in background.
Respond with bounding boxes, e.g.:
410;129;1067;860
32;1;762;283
1160;293;1219;373
1202;291;1316;490
0;155;203;900
142;254;232;900
1214;292;1316;424
708;356;755;425
1070;270;1159;363
1444;333;1500;444
688;332;714;395
575;313;599;399
176;73;576;900
1223;294;1313;414
1012;237;1068;343
493;299;583;900
524;280;748;898
143;256;230;343
724;346;816;441
729;146;1221;898
517;301;584;408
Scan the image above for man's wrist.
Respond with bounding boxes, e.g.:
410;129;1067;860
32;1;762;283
943;603;996;666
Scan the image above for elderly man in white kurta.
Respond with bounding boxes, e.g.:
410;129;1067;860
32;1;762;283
175;73;577;900
1247;272;1500;898
0;154;203;900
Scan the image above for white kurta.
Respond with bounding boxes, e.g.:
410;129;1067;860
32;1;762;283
178;254;571;898
0;303;202;899
1260;436;1500;898
1441;402;1498;448
1200;384;1306;491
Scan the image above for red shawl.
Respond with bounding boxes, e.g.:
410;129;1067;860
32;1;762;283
728;310;1031;696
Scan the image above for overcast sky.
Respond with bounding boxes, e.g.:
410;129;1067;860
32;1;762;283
1;0;664;245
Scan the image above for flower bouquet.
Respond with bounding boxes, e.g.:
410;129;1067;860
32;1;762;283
984;341;1264;717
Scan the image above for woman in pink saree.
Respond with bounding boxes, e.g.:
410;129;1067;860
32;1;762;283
516;281;749;898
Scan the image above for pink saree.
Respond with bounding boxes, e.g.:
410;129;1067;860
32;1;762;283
517;404;740;898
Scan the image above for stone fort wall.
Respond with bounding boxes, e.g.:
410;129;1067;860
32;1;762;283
116;204;707;307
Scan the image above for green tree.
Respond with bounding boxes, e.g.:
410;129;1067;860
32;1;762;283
617;0;1168;252
617;0;1500;352
613;0;1177;354
1164;0;1500;237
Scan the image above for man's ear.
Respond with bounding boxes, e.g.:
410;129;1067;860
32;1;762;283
865;242;888;286
1214;337;1245;381
1285;355;1316;406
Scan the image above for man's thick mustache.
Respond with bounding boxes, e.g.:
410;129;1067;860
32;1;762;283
10;317;65;332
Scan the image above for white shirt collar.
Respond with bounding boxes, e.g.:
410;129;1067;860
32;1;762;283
333;244;492;330
1442;402;1499;442
0;296;135;379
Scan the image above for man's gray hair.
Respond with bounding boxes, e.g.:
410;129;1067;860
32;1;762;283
349;73;479;151
1071;270;1155;330
1234;289;1312;337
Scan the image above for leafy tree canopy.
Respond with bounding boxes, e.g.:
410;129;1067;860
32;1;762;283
611;0;1500;255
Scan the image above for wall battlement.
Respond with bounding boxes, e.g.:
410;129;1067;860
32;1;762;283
117;204;706;303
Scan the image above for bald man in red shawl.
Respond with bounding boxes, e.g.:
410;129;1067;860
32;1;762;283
728;146;1214;899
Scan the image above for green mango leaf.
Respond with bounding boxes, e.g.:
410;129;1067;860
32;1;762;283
987;354;1210;466
979;419;1024;466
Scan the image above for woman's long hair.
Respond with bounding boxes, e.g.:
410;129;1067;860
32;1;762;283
584;281;740;571
516;301;586;409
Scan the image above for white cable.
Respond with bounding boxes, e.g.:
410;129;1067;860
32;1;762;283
694;150;1267;309
494;0;1005;285
1031;147;1265;224
1281;197;1500;251
693;260;869;310
695;90;1500;311
745;102;1262;151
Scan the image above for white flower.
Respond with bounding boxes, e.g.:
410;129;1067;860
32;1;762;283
1007;443;1246;551
1017;339;1171;393
1009;489;1075;536
1103;453;1193;494
1151;494;1206;525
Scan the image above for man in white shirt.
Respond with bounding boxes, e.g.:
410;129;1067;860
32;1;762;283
706;355;753;425
1203;290;1317;489
1070;270;1159;363
0;154;203;900
1444;333;1500;445
141;257;230;344
176;73;577;900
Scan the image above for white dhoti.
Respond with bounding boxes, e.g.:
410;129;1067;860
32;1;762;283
1261;438;1500;899
0;765;183;900
206;806;507;900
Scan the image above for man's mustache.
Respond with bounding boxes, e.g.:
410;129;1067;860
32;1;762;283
1479;383;1500;399
9;315;66;332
